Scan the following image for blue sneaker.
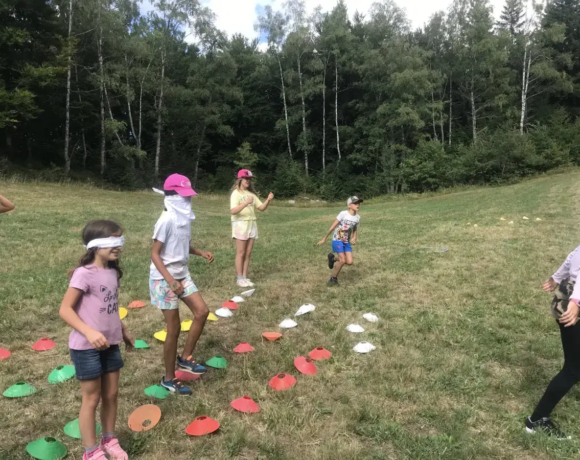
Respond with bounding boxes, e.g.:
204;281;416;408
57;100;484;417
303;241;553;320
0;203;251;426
160;377;191;395
177;355;207;375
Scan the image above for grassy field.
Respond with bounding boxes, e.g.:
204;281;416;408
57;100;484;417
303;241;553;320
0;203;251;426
2;171;580;459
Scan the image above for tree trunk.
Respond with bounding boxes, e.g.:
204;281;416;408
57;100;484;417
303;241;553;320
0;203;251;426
104;84;124;145
470;87;477;143
193;109;209;188
335;58;341;161
98;12;105;176
322;65;326;172
137;56;154;152
520;43;531;135
448;74;452;147
155;46;166;178
431;90;438;141
277;54;292;158
125;55;136;144
63;0;73;176
74;65;88;168
297;56;308;176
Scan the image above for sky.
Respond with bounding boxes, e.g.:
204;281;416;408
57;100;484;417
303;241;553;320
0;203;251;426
142;0;506;43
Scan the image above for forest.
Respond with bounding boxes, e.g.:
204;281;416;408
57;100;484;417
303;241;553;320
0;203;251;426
1;0;579;199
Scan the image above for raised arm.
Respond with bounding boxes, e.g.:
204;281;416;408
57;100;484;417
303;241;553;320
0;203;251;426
258;193;274;211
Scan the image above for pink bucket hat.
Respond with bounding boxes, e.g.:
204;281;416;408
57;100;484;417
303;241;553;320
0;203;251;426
163;174;197;197
237;169;253;179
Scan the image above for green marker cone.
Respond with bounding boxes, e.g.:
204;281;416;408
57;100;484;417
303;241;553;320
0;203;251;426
3;381;37;398
144;385;169;400
48;365;76;384
63;418;101;439
205;355;228;369
134;339;150;349
26;437;67;460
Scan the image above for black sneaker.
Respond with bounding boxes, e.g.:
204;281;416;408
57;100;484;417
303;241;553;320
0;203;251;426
525;416;570;439
327;277;339;286
328;253;335;269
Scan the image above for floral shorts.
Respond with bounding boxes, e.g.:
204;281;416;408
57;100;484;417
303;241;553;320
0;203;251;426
232;220;258;240
149;275;198;310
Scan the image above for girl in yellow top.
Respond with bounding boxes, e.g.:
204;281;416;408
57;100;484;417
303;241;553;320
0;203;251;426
230;169;274;287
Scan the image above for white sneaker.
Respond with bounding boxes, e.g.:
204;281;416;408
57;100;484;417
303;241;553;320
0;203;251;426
237;279;252;288
244;278;255;287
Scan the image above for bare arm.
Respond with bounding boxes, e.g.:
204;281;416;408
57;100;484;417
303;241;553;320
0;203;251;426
59;287;110;350
316;220;340;246
190;245;214;263
151;239;183;295
0;194;15;214
231;195;253;215
258;192;274;211
351;229;358;244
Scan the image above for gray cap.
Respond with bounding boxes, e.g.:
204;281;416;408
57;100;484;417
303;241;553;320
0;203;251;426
347;196;363;205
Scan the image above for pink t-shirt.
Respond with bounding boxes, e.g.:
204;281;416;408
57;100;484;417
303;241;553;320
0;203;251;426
68;265;123;350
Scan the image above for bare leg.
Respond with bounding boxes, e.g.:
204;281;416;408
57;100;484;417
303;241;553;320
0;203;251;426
332;252;347;278
181;292;209;358
235;239;248;277
100;370;120;435
79;378;101;448
162;309;180;381
242;238;255;279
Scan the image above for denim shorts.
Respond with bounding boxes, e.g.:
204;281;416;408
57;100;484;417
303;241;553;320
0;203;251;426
332;241;352;253
70;345;124;381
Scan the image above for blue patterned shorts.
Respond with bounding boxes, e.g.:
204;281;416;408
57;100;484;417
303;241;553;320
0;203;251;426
149;275;198;310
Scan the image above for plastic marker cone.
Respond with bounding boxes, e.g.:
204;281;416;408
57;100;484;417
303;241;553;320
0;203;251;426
119;307;128;320
175;370;201;381
144;385;170;400
181;319;192;332
363;313;379;323
233;342;255;353
64;418;101;439
134;339;150;349
222;300;239;310
294;356;317;375
466;222;471;226
473;224;478;228
231;296;245;303
523;216;529;220
0;347;11;360
185;416;220;436
32;338;56;352
154;329;167;342
241;289;255;297
308;347;332;360
279;319;297;329
353;342;376;354
207;312;219;322
26;437;67;460
206;355;228;369
48;365;75;384
346;324;365;333
128;300;146;309
509;221;514;225
269;373;296;391
536;217;542;221
3;381;37;398
128;404;161;432
262;332;282;341
215;308;233;318
500;217;506;221
231;396;260;413
295;304;315;316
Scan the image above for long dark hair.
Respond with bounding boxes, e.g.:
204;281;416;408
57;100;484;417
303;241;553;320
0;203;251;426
232;178;258;195
69;220;124;280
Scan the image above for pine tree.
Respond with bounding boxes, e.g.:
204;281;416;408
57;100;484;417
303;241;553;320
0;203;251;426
497;0;525;36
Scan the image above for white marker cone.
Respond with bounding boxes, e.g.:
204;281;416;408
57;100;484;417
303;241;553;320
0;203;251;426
215;308;233;318
363;313;379;323
279;319;297;329
295;304;315;316
353;342;376;353
523;216;529;220
346;324;365;333
536;218;542;221
241;289;256;297
508;221;514;225
231;296;245;303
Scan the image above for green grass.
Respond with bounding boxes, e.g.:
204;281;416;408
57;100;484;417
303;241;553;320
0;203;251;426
2;171;580;459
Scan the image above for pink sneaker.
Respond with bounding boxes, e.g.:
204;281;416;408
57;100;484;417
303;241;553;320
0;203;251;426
100;437;128;460
83;447;108;460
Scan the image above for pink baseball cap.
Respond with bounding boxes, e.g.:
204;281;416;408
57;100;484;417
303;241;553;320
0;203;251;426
237;169;253;179
163;174;197;197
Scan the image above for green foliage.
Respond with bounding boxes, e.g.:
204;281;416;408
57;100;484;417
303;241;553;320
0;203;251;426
234;142;259;169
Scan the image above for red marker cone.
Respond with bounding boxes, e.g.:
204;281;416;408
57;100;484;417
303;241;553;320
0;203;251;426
185;416;220;436
222;300;239;310
0;347;11;360
233;342;255;353
294;356;317;375
269;373;296;391
128;300;146;309
230;396;261;413
175;370;201;382
262;332;282;342
32;338;56;352
308;347;332;360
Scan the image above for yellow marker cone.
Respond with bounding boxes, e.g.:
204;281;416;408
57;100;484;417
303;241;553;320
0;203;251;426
536;218;542;221
119;307;128;320
207;312;219;322
509;221;514;225
473;224;478;228
181;320;192;332
523;216;529;220
500;217;506;221
466;222;471;226
154;329;167;342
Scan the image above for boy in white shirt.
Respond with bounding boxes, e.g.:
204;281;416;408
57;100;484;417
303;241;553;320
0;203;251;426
317;196;362;285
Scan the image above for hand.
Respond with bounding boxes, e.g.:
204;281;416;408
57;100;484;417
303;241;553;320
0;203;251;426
542;278;558;293
168;277;184;296
203;251;214;263
351;239;357;245
267;192;274;201
85;329;110;351
122;329;135;351
560;301;579;327
246;196;254;205
316;238;326;246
